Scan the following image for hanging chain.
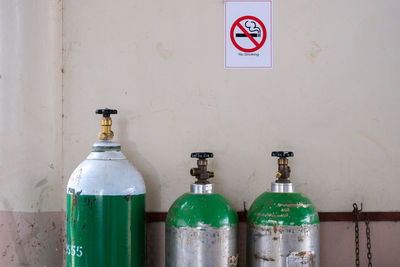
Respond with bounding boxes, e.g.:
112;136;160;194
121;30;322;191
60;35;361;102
365;214;373;267
352;203;361;267
352;203;373;267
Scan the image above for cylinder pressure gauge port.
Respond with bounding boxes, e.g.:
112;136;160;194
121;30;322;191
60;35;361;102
190;152;214;184
271;151;294;183
96;108;118;141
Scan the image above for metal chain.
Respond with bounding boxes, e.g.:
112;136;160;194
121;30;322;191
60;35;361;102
352;203;361;267
352;203;373;267
365;215;373;267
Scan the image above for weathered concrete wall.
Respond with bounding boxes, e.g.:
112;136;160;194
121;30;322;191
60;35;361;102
62;0;400;212
1;0;400;266
0;211;65;266
0;0;63;212
0;0;63;265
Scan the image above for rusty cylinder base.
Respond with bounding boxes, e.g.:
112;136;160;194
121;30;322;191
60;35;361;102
247;224;319;267
166;225;238;267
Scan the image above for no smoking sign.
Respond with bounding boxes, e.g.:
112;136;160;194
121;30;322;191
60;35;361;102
225;0;272;68
230;16;267;53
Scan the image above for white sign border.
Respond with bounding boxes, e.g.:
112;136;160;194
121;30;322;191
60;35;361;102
224;0;273;69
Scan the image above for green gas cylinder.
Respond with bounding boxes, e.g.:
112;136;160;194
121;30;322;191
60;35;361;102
165;152;239;267
247;151;319;266
66;109;146;266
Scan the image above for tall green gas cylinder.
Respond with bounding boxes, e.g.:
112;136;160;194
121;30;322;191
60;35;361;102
166;152;239;267
66;109;146;267
247;151;319;266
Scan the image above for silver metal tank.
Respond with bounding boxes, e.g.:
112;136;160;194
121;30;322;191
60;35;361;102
165;152;239;267
247;151;320;267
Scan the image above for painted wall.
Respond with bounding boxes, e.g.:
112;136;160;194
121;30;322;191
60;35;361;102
63;0;400;212
1;0;400;265
0;0;62;212
0;0;63;265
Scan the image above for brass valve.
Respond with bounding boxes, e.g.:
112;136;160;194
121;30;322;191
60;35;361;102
96;109;117;141
272;151;293;183
190;152;214;184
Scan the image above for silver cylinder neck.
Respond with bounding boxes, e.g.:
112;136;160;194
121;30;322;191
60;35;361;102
271;182;294;193
190;183;214;194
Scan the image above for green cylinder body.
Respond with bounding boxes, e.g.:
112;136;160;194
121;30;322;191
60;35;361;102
66;194;145;266
166;191;239;266
66;142;146;267
248;192;319;226
166;193;238;228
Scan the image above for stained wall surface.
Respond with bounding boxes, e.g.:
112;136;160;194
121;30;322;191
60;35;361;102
0;0;64;265
1;0;400;266
0;0;63;212
63;0;400;212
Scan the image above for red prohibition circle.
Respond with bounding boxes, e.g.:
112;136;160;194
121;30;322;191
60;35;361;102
230;15;267;53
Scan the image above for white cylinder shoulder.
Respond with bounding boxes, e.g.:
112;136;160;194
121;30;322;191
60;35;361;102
67;142;146;196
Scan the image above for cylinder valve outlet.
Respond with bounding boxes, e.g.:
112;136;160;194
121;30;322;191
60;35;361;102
272;151;294;183
247;150;320;266
96;108;118;140
66;108;146;267
190;152;214;184
166;152;238;266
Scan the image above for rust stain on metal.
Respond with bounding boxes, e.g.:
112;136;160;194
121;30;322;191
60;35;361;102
288;251;315;266
228;253;239;266
254;253;275;261
68;188;82;208
68;188;82;226
125;195;132;202
295;251;309;257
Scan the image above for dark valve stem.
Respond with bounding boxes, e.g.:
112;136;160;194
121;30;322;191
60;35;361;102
190;152;214;184
96;108;117;117
271;151;294;183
